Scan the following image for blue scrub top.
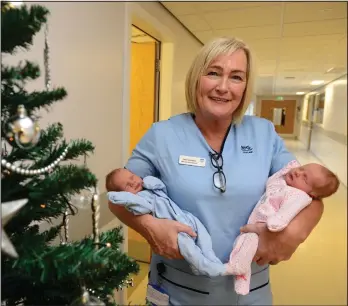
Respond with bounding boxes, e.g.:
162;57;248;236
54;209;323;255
126;113;295;263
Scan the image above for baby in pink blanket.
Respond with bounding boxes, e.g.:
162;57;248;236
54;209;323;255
227;160;339;295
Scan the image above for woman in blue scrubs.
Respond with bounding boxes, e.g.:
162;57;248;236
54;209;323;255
108;37;323;305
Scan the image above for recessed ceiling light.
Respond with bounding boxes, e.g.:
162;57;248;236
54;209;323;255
310;80;325;85
320;8;333;12
296;92;305;95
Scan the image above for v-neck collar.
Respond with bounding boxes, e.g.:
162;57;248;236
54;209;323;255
187;113;232;155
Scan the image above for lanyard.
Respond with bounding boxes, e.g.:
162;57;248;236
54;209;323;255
212;123;232;157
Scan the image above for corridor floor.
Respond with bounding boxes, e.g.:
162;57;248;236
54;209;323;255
127;140;347;305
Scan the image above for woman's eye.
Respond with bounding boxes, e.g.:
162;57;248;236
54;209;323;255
207;71;219;76
231;75;243;81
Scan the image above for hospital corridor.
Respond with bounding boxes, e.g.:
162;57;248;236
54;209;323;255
126;139;347;306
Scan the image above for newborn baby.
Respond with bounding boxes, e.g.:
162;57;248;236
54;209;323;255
228;160;340;295
106;168;229;277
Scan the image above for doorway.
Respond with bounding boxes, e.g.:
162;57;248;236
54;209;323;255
305;94;317;151
128;25;160;265
260;100;296;135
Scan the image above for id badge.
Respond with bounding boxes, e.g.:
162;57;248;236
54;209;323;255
146;283;169;306
179;155;206;167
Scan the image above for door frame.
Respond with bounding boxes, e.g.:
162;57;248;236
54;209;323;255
129;24;161;264
306;94;317;151
154;40;161;122
132;24;161;123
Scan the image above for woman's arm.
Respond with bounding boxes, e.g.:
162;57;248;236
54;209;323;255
285;198;324;243
109;202;196;259
108;202;154;238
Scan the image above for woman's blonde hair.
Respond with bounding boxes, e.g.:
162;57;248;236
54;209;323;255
185;37;254;124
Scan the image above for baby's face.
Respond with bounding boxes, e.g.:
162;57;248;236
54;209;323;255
113;169;143;194
284;163;327;196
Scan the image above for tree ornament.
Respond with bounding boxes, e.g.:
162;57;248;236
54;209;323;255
60;209;69;245
70;287;105;306
44;23;51;91
4;105;40;149
1;145;69;176
2;198;28;258
70;187;96;210
70;155;97;210
91;188;100;246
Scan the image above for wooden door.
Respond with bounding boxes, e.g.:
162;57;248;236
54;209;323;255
260;100;296;134
128;41;156;263
129;41;156;154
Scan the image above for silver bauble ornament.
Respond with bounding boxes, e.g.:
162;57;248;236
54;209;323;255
70;187;98;210
4;105;40;149
70;289;105;306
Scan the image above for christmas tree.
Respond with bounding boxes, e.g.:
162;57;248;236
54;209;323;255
1;2;139;305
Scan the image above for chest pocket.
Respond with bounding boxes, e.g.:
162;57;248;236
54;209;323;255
224;146;270;207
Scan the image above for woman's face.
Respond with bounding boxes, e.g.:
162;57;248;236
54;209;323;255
196;49;248;121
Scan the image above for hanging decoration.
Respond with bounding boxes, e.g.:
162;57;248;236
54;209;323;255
60;209;69;245
1;145;69;176
91;187;100;246
1;198;28;258
70;286;105;306
70;187;96;210
3;105;41;149
2;20;51;151
43;22;51;91
70;155;97;209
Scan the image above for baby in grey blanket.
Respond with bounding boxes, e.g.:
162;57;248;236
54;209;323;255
106;168;229;277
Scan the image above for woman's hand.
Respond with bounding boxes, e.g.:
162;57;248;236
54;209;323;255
240;223;301;266
240;199;324;266
143;218;197;260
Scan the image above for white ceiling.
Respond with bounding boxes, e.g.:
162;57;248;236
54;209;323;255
161;1;347;95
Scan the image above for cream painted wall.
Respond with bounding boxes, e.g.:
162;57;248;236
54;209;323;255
299;123;311;149
322;76;347;136
301;95;310;121
310;127;347;186
299;75;347;186
299;95;311;147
